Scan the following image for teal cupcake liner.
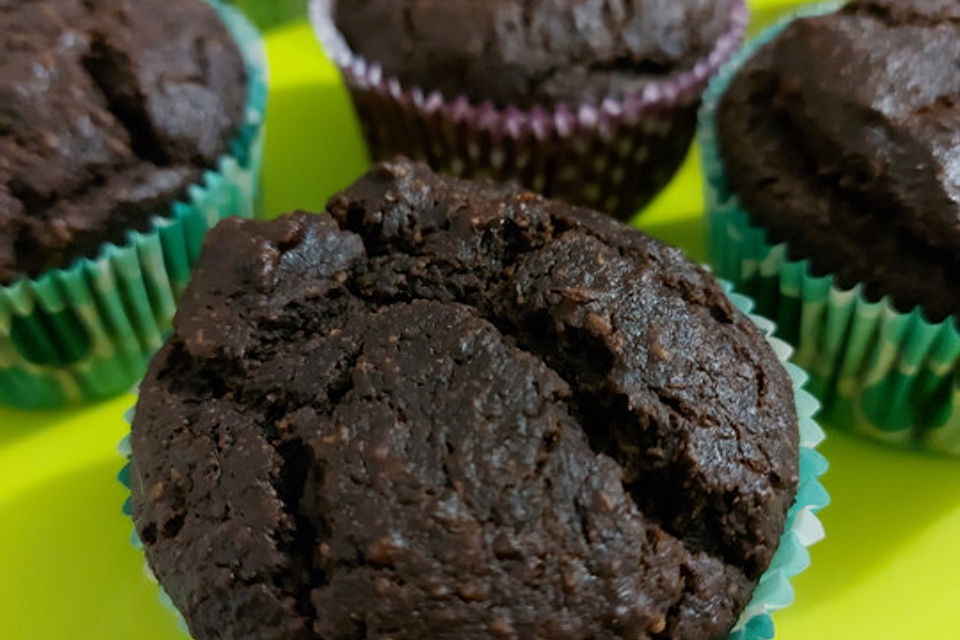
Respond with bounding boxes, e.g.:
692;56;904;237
700;2;960;455
119;424;190;633
721;282;829;640
0;1;268;409
118;282;829;640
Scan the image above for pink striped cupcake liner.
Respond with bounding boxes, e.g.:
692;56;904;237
310;0;748;220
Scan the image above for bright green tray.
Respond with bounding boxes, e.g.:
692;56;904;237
2;3;960;639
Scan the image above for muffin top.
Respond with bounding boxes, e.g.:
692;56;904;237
0;0;247;284
333;0;739;108
717;0;960;320
130;159;799;640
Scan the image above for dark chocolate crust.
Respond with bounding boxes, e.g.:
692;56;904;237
0;0;247;283
333;0;738;108
717;0;960;321
130;159;799;640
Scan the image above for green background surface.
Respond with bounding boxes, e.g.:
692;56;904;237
2;2;959;638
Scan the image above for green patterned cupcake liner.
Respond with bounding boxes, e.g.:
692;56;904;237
699;3;960;455
0;1;268;409
118;282;829;640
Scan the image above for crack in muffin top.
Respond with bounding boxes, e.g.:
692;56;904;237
332;0;738;108
130;158;799;640
0;0;247;283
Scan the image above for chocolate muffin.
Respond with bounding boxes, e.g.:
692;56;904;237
314;0;748;220
716;0;960;321
0;0;247;284
333;0;739;109
130;159;799;640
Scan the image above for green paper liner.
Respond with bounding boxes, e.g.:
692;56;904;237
0;0;268;409
700;3;960;455
118;282;829;640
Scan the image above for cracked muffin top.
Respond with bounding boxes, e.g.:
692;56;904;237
130;158;799;640
332;0;739;108
0;0;246;284
717;0;960;321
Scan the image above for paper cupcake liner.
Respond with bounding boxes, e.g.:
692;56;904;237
721;281;829;640
309;0;748;220
118;281;828;640
0;1;268;409
700;3;960;455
